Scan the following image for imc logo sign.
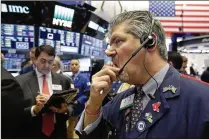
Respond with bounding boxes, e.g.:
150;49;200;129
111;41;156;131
52;5;74;28
1;3;30;14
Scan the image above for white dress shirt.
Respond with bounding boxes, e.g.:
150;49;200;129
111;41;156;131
31;68;53;116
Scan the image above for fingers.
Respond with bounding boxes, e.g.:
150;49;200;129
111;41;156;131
91;80;111;95
95;75;112;86
93;66;120;82
36;94;49;106
49;103;68;114
90;64;120;97
50;106;58;113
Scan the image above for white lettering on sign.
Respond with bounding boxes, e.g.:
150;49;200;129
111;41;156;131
202;38;209;43
16;42;29;49
52;18;72;28
1;3;30;14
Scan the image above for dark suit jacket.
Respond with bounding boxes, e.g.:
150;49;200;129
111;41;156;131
77;67;209;139
1;67;26;139
16;70;72;139
19;64;34;75
201;70;209;83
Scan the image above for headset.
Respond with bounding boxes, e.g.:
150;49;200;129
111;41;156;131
140;18;156;49
118;17;157;75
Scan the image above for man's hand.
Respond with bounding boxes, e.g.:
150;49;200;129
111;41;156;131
49;103;68;114
87;62;120;112
33;94;49;115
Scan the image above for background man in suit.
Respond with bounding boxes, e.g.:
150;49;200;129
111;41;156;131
19;47;36;74
1;66;26;139
70;59;90;108
16;45;73;139
201;67;209;83
51;56;64;74
167;51;183;72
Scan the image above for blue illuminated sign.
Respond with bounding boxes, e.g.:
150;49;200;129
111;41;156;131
52;5;74;28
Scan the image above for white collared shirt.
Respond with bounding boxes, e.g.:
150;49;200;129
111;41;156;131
35;68;53;96
31;68;53;116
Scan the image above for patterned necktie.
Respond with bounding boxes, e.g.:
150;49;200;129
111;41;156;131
42;75;54;136
130;87;144;130
72;74;75;80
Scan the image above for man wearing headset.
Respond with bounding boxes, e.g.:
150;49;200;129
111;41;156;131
75;11;209;139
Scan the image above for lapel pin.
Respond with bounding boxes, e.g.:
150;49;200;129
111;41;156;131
125;108;131;116
137;121;146;132
163;85;177;94
145;112;153;123
148;93;155;99
152;102;161;112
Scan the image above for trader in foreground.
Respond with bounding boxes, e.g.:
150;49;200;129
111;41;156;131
75;10;209;139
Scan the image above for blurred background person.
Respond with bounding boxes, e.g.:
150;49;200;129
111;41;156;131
180;56;188;74
51;56;74;88
201;67;209;83
70;59;90;108
168;51;183;72
190;63;197;76
51;56;64;74
1;53;5;65
1;66;26;139
21;58;33;70
67;59;91;139
19;47;36;75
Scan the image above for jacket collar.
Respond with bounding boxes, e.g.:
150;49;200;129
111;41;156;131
127;66;181;138
141;63;169;99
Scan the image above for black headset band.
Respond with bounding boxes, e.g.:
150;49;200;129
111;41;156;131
141;17;156;49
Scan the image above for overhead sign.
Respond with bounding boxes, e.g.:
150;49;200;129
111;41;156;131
1;3;30;14
52;5;74;28
179;35;209;47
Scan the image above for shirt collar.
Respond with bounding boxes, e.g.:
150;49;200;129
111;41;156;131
141;63;169;98
35;68;51;78
73;71;80;78
56;69;61;74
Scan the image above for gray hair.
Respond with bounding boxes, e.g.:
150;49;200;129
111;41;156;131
54;56;64;72
108;10;168;60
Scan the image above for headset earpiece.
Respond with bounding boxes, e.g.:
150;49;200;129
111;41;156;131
141;33;156;49
146;35;156;49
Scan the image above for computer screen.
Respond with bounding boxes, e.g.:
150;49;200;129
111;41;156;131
38;26;80;53
80;34;105;58
3;53;25;72
1;24;34;50
78;58;91;71
38;26;61;48
83;13;109;40
59;30;80;53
